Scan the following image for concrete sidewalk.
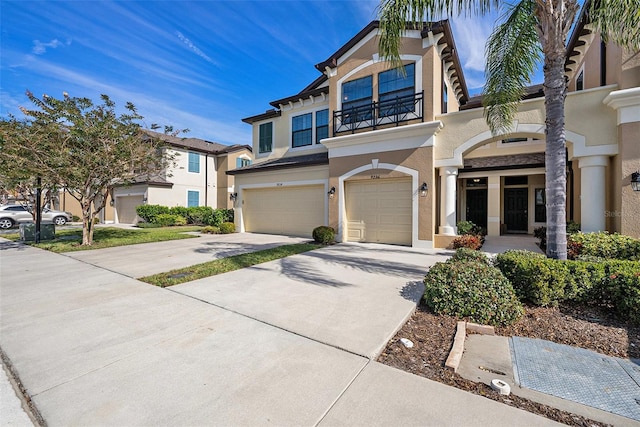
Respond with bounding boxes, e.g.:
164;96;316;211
1;238;559;426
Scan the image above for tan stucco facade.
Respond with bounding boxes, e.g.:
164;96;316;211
235;19;640;247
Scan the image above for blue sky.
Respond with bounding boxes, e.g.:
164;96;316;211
1;0;525;145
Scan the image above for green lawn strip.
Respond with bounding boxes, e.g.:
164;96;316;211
3;226;202;252
140;242;321;287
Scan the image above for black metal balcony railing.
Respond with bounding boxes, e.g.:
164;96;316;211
333;91;424;135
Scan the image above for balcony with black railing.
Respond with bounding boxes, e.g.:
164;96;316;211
333;91;424;135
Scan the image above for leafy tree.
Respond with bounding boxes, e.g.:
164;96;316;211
0;91;177;245
378;0;640;259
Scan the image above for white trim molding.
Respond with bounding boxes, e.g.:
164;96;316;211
603;87;640;124
323;120;443;158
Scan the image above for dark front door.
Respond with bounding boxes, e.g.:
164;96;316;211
466;189;487;229
504;188;528;233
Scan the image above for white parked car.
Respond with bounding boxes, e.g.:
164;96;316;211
0;205;73;229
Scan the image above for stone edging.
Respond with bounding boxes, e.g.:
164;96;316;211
445;321;495;372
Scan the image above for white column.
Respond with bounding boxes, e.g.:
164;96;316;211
579;155;608;233
439;166;458;235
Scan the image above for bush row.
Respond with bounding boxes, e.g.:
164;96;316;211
136;205;234;227
494;250;640;324
201;222;236;234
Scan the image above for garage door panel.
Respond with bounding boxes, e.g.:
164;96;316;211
346;178;412;246
117;196;143;224
244;186;324;238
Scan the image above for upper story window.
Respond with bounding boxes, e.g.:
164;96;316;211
442;83;448;114
342;75;373;114
292;113;313;147
188;152;200;173
379;63;415;117
576;70;584;91
316;109;329;143
236;157;251;168
258;122;273;153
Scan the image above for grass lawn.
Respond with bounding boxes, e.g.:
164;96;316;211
3;226;202;252
140;243;321;287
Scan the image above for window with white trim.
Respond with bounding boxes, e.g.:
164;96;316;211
316;109;328;143
188;152;200;173
187;190;199;207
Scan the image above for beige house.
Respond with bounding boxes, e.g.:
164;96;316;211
59;133;251;224
230;14;640;248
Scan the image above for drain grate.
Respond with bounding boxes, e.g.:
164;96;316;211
511;337;640;421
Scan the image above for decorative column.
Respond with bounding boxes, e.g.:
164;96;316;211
579;155;608;233
439;166;458;235
487;175;501;236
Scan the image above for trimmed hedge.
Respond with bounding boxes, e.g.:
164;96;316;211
569;232;640;260
154;213;187;227
423;256;523;327
312;226;335;245
135;204;233;227
219;222;236;234
451;247;490;265
495;250;640;324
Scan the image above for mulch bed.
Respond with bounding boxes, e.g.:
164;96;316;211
377;303;639;426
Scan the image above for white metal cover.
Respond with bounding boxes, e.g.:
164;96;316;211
346;178;412;245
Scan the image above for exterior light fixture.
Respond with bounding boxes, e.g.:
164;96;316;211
632;171;640;192
420;182;428;197
328;186;336;199
230;192;238;201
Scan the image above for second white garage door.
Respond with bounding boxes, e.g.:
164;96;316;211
116;195;144;224
243;185;325;238
346;178;412;245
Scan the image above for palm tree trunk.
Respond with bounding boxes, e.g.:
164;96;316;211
544;55;568;260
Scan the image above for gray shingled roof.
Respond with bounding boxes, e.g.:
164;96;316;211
227;152;329;175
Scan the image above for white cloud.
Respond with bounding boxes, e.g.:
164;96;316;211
32;38;67;55
450;16;496;73
176;31;216;65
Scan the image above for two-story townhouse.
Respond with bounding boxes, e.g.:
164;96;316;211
59;132;252;224
230;9;639;248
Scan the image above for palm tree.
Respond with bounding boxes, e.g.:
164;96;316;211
378;0;640;259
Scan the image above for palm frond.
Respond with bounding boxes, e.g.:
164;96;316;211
483;0;541;135
378;0;499;67
589;0;640;50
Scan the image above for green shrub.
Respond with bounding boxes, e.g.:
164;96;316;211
169;206;189;219
221;208;234;223
136;205;169;223
219;222;235;234
153;213;184;227
603;264;640;325
568;232;640;260
72;215;80;222
201;225;220;234
452;234;482;250
534;221;581;251
423;259;523;326
312;226;335;245
494;250;570;306
456;221;476;235
451;248;490;265
185;206;214;225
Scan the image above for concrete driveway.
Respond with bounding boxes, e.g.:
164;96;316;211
63;232;309;277
0;237;559;426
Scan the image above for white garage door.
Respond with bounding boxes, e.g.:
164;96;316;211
346;178;412;245
117;195;144;224
243;185;325;238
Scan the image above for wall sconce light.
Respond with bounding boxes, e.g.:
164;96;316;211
230;192;238;201
328;186;336;199
420;182;428;197
632;171;640;192
109;199;114;207
142;196;148;205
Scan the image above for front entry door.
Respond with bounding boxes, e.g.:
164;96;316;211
466;189;487;229
504;188;528;233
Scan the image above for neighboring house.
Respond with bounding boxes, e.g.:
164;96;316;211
229;11;639;247
58;132;251;223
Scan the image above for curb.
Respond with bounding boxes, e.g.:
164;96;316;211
445;321;495;372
